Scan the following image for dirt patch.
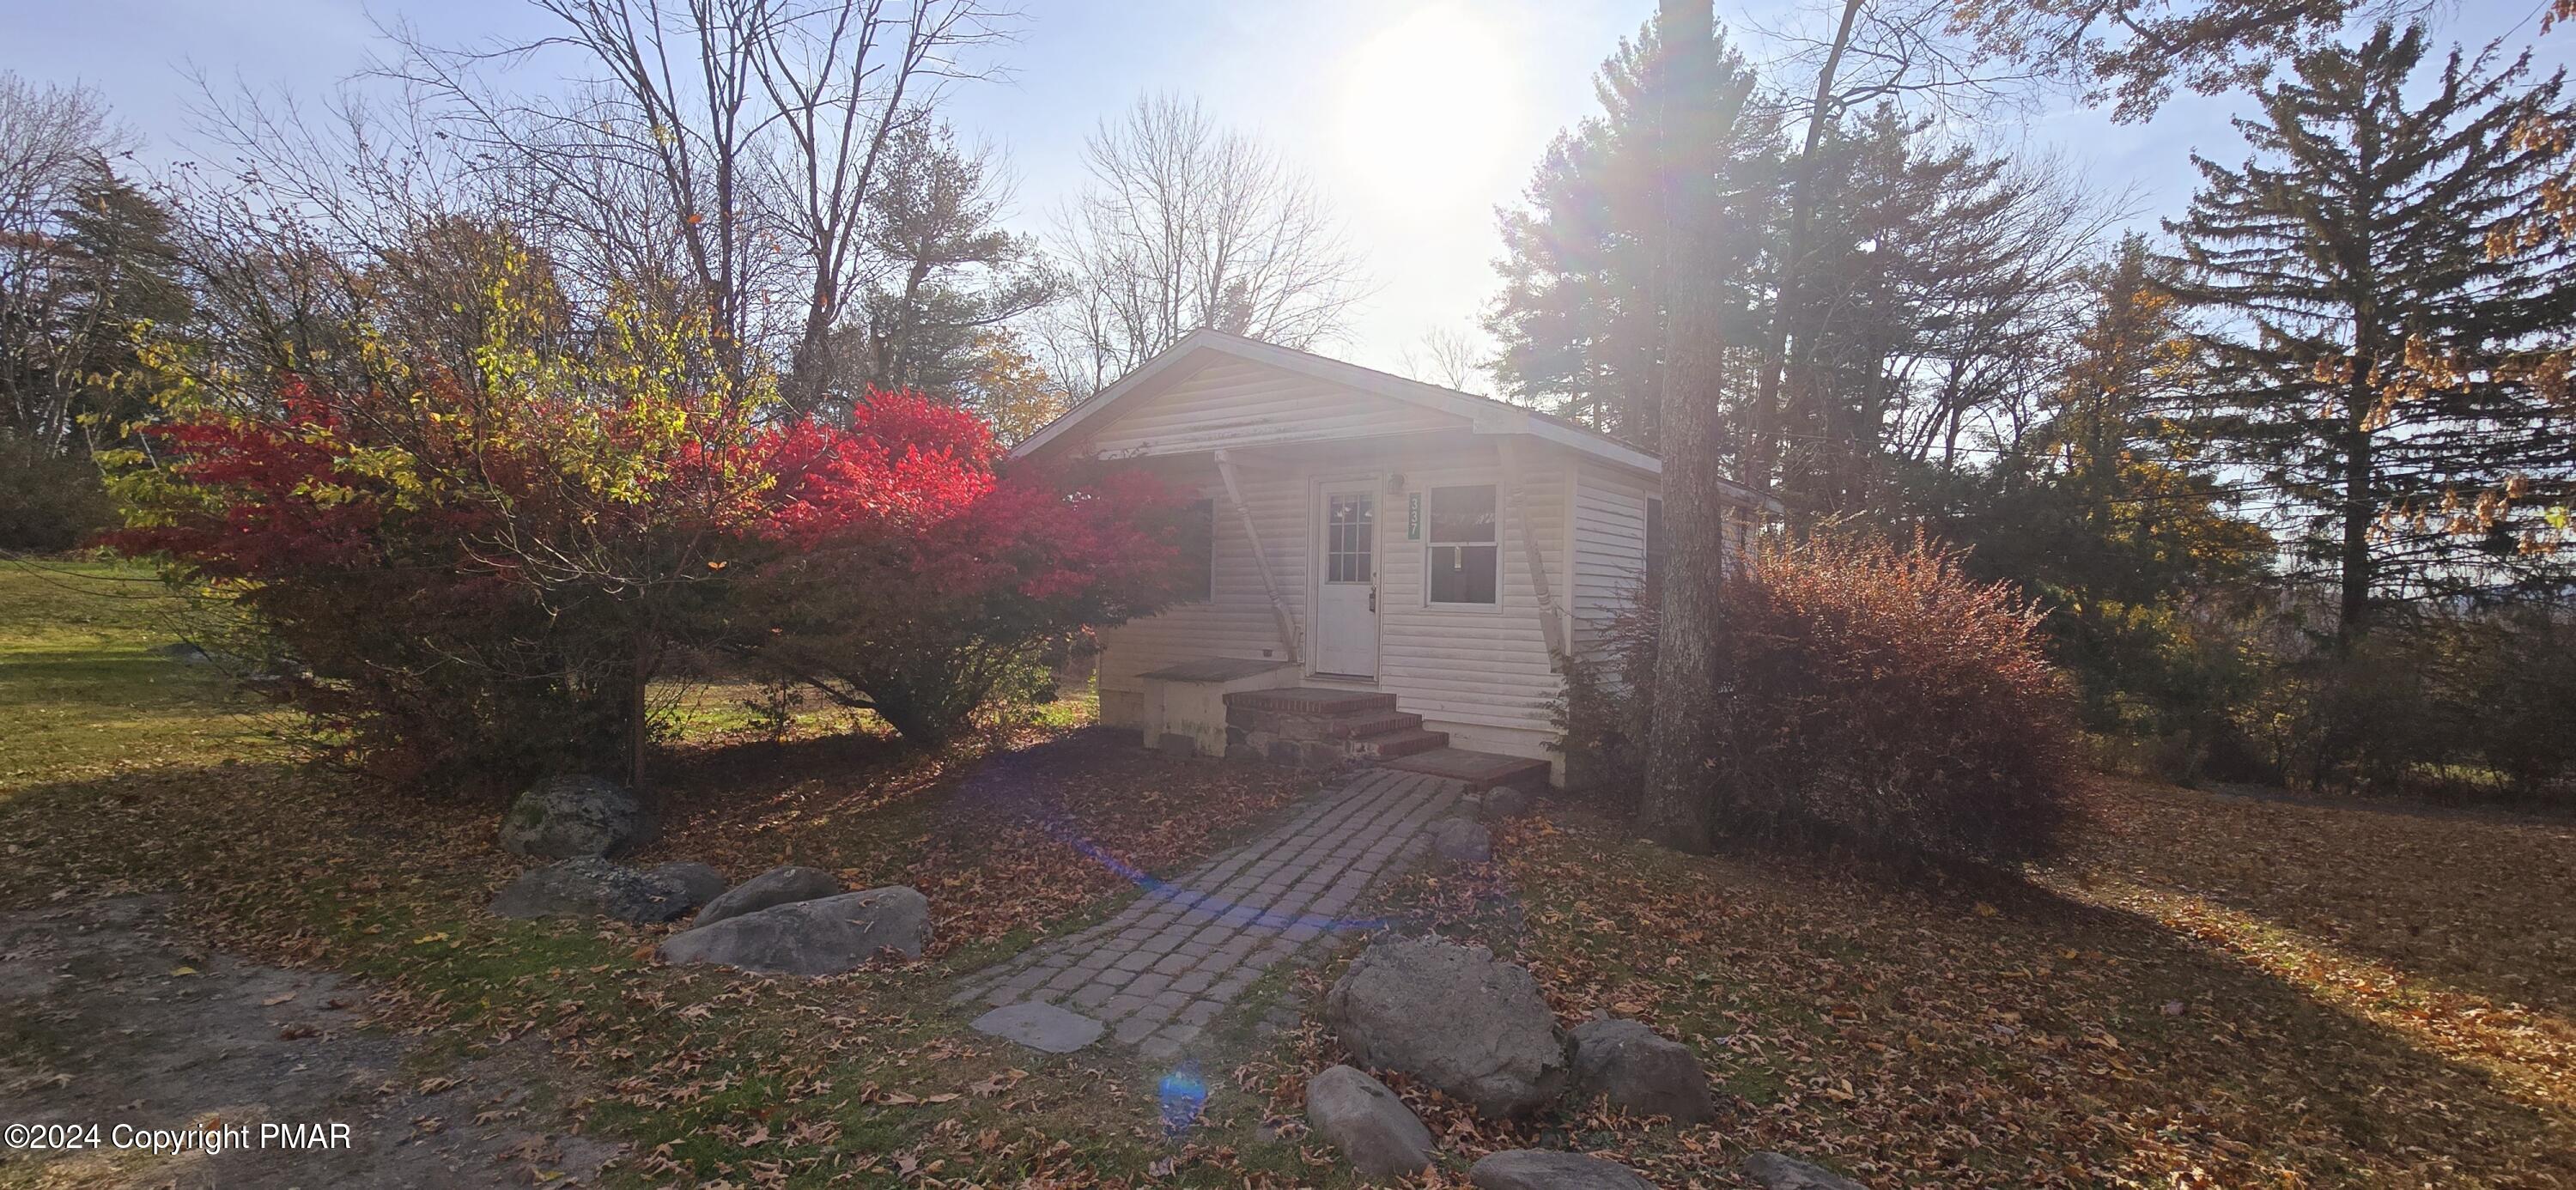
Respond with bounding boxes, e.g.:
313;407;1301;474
0;896;619;1188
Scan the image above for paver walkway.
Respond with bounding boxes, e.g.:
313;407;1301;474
953;768;1470;1060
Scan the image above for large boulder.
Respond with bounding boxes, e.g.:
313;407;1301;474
499;774;648;859
1469;1150;1656;1190
656;886;931;976
489;858;695;923
1324;938;1569;1118
695;864;841;926
1305;1065;1437;1180
1428;818;1493;865
1479;785;1534;822
1569;1018;1715;1124
647;862;728;911
1741;1152;1866;1190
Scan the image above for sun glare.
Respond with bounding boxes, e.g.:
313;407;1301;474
1334;3;1522;213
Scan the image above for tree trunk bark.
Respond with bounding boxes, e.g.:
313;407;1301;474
2336;376;2374;654
1638;0;1729;854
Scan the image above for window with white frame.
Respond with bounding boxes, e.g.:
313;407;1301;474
1425;484;1499;605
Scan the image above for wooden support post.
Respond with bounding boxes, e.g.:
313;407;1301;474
1213;449;1303;665
1498;438;1568;665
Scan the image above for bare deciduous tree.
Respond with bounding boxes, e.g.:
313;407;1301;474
1395;324;1487;392
1040;94;1368;399
381;0;1017;409
0;73;131;451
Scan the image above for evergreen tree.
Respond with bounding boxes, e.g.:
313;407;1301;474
2168;23;2576;647
1959;234;2271;737
840;122;1053;408
1483;20;1777;452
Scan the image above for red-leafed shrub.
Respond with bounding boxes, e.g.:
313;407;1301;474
108;361;1186;792
733;399;1188;744
1566;531;2078;862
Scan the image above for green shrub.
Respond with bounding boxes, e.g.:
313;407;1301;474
0;440;117;554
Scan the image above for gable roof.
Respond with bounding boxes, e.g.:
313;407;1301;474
1009;328;1649;468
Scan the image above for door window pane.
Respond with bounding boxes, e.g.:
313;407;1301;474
1327;495;1373;584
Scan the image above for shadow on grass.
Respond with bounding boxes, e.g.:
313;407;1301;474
2080;779;2576;1023
1443;804;2576;1186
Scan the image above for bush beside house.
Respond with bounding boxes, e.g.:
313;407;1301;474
1568;531;2079;863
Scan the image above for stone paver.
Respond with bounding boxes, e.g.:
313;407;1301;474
951;768;1467;1053
969;1000;1106;1053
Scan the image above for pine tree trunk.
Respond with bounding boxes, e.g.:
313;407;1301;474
1637;0;1728;854
1745;0;1863;502
2336;374;2375;654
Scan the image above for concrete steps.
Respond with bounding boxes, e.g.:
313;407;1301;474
1221;686;1548;787
1224;686;1442;768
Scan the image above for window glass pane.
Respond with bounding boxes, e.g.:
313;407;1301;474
1327;495;1371;583
1429;543;1499;604
1427;485;1495;543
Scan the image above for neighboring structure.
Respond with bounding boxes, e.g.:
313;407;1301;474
1010;330;1771;786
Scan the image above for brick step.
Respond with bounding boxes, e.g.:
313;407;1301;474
1349;727;1449;759
1224;687;1400;717
1326;710;1423;739
1228;705;1422;739
1382;747;1552;792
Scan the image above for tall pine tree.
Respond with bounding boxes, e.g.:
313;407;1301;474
1483;20;1777;452
2169;23;2576;647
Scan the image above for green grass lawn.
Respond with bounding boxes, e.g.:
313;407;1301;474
0;560;1344;1187
0;560;283;792
4;561;2572;1187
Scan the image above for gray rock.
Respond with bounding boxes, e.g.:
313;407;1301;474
1479;785;1534;821
1569;1018;1715;1124
1304;1065;1437;1180
498;774;647;859
1324;938;1569;1119
1741;1152;1866;1190
1429;818;1493;865
971;1001;1104;1053
656;886;931;976
696;864;841;926
1470;1150;1656;1190
488;858;693;923
647;862;727;910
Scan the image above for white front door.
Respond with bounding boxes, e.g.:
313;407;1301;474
1314;489;1379;678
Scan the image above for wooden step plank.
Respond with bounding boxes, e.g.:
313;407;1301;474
1349;727;1449;759
1381;747;1551;792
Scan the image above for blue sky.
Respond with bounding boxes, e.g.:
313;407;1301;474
3;0;2566;382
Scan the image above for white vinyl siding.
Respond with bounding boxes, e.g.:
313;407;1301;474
1084;358;1462;457
1570;460;1658;660
1094;458;1303;729
1375;458;1567;764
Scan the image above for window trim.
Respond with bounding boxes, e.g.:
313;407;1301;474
1422;483;1504;610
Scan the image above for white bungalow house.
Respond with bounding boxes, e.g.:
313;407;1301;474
1011;330;1771;788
